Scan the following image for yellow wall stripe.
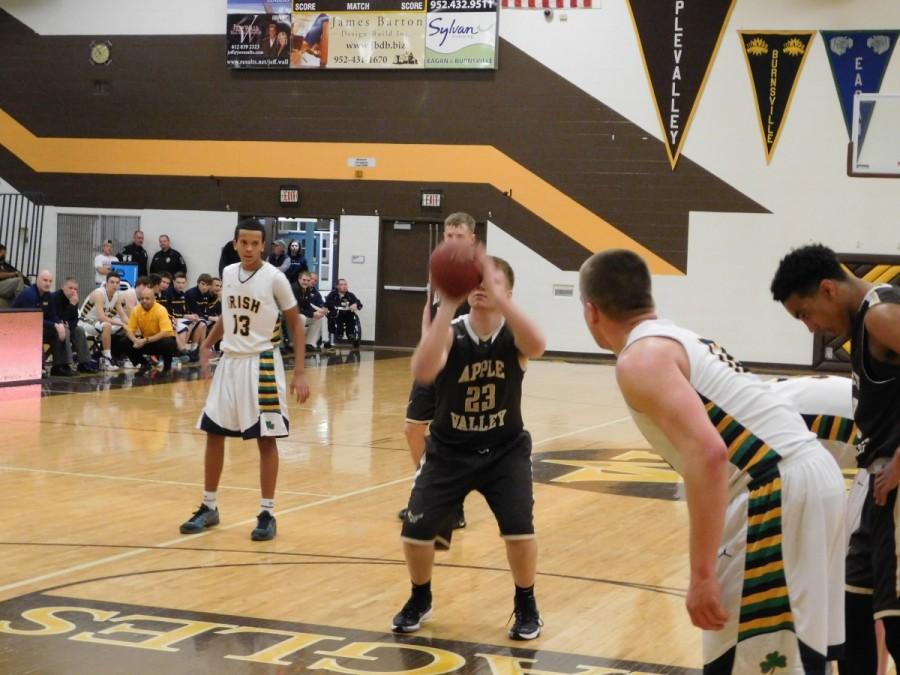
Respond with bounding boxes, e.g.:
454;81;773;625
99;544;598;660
0;107;681;275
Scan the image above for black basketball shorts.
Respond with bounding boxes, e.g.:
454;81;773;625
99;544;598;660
400;430;535;543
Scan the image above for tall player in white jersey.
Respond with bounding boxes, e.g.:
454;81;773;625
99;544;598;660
579;249;846;674
179;219;310;541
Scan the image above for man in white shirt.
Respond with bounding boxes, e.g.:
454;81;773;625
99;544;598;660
94;240;119;286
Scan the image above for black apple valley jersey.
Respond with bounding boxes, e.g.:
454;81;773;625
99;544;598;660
852;284;900;468
429;315;524;451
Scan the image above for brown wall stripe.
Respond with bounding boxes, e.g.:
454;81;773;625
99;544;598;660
0;10;768;272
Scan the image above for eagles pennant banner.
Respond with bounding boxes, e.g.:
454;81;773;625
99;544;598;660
739;31;815;164
821;30;900;137
627;0;736;169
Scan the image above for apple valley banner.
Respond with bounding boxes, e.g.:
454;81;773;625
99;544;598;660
739;31;815;164
226;0;498;69
627;0;736;169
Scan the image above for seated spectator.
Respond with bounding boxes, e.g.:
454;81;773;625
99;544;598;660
125;286;177;374
51;277;97;374
306;271;331;348
0;243;26;306
12;269;69;374
156;272;172;310
94;239;119;286
325;278;362;348
185;273;213;319
206;277;222;321
268;239;290;275
78;272;128;371
291;271;328;353
149;234;187;277
166;271;206;358
285;240;308;285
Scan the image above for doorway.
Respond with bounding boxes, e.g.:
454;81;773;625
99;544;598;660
375;219;486;348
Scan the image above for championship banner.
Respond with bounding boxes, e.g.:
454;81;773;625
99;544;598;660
739;31;814;164
821;30;900;137
627;0;736;169
227;0;497;69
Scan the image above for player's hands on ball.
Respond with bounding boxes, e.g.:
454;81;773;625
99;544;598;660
874;452;900;505
687;574;729;630
292;371;310;404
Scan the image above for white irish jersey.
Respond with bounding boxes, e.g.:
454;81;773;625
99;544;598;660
623;319;827;498
79;287;122;322
221;261;296;354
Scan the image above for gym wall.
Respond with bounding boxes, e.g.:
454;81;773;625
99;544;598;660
1;0;898;364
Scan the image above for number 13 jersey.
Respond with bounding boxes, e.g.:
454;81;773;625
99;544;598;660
221;261;296;355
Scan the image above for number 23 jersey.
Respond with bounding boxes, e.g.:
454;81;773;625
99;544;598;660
221;261;296;354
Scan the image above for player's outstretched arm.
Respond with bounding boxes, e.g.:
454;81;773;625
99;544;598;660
617;337;729;631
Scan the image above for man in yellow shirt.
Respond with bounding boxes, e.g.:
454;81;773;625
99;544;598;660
125;286;177;374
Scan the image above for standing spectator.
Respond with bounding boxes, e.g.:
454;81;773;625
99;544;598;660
94;239;119;286
284;240;308;285
267;239;290;275
125;285;178;375
149;234;187;277
119;230;149;278
218;238;240;277
0;243;26;305
325;278;363;348
12;270;69;374
51;277;97;373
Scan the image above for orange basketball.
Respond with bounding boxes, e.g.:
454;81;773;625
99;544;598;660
429;241;481;298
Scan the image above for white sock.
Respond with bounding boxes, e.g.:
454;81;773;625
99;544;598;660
261;498;275;516
103;350;112;359
203;491;218;511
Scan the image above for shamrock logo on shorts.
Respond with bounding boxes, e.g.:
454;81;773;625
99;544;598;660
760;651;787;673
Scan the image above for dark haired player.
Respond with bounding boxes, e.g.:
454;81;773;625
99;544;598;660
179;219;310;541
393;249;546;640
772;243;900;673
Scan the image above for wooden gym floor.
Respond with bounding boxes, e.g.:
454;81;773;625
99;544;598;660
0;350;706;674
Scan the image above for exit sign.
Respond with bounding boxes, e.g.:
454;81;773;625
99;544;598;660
420;190;443;210
280;185;300;206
